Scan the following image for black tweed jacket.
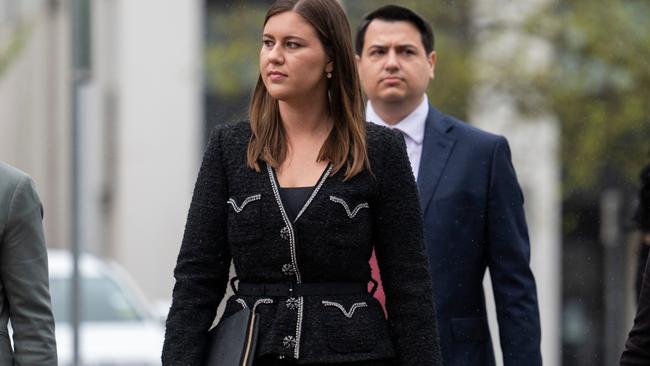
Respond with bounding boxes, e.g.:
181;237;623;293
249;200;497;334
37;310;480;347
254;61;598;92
161;121;441;365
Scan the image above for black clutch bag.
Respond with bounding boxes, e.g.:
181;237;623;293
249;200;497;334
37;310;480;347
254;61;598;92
204;307;260;366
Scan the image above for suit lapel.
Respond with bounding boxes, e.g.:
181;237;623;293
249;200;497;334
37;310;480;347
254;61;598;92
417;105;456;215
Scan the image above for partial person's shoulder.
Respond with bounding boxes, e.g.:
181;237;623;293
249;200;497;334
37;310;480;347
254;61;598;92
205;121;252;151
0;163;40;215
365;122;409;174
0;162;34;195
365;121;403;149
429;107;510;160
434;109;500;145
0;162;30;182
210;120;251;140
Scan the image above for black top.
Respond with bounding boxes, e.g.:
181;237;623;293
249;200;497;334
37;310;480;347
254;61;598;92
279;187;313;221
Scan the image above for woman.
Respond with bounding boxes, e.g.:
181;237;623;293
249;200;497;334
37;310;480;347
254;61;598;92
161;0;440;365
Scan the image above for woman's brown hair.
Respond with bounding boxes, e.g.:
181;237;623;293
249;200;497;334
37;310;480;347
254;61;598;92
247;0;369;180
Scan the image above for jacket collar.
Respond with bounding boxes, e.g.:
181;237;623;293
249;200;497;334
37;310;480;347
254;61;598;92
417;105;456;215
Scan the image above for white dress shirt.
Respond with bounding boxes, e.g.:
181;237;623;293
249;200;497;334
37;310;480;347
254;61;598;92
366;95;429;181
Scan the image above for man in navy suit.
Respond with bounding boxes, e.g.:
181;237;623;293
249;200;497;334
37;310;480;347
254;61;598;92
356;5;542;365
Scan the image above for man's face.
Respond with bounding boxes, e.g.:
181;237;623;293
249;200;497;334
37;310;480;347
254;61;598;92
357;19;436;108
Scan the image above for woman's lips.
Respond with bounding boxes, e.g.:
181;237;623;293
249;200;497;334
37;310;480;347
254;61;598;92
268;71;288;81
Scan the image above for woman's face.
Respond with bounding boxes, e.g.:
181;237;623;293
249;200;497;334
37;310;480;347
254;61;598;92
260;11;333;103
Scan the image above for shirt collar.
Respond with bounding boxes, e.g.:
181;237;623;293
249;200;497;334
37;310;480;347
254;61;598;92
366;95;428;145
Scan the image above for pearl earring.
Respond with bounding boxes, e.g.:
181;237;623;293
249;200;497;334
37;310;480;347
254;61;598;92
327;72;332;79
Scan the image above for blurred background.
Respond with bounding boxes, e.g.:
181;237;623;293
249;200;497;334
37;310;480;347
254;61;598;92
1;0;649;365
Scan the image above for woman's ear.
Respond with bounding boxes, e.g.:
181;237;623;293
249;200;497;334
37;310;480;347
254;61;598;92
325;60;333;73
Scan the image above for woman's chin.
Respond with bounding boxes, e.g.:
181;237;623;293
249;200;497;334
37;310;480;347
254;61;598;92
267;91;293;102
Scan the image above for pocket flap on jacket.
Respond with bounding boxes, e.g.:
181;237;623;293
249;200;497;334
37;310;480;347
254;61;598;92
451;317;490;342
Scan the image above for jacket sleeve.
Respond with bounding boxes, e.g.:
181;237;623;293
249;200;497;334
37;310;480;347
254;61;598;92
162;127;232;365
486;136;542;365
0;175;58;365
372;130;442;366
621;252;650;365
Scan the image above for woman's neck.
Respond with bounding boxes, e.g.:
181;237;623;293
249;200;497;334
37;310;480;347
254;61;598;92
278;98;332;139
275;98;332;187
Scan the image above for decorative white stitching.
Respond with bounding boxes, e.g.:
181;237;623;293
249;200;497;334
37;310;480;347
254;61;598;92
267;163;332;360
266;164;302;359
267;165;301;283
252;298;274;312
294;297;304;358
236;299;248;309
227;194;261;213
322;301;368;318
294;164;333;222
329;196;369;219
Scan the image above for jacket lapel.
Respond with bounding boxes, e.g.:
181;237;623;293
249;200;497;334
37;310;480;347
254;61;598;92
417;105;456;215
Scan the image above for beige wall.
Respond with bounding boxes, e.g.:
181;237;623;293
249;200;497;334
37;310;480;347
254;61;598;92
100;0;203;303
0;0;204;307
0;3;71;250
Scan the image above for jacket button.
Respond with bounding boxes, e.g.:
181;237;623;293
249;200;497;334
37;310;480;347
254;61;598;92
282;264;295;276
283;335;297;349
285;297;300;310
280;226;291;241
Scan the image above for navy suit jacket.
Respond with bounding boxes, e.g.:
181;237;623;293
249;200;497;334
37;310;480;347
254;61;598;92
417;105;541;366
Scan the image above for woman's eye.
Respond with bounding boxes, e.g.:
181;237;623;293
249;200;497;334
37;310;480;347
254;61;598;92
286;42;300;49
263;40;274;47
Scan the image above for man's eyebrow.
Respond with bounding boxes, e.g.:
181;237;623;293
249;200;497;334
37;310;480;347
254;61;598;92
367;42;419;49
395;44;419;51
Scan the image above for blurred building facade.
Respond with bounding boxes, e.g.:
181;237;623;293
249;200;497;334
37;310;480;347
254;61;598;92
0;0;72;250
0;0;203;306
84;0;203;305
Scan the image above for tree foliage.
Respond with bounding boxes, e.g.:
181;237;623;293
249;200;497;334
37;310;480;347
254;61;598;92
204;3;266;98
532;0;650;195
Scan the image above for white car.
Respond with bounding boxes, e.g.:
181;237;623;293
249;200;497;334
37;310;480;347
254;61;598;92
48;249;165;366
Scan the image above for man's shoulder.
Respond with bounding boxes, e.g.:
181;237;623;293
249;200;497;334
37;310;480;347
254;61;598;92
0;162;29;181
0;163;40;225
429;107;502;147
0;162;32;195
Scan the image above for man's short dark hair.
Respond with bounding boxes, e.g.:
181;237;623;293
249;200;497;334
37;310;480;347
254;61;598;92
355;5;435;56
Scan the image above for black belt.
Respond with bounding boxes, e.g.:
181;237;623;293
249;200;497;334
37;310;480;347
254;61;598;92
234;279;377;297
